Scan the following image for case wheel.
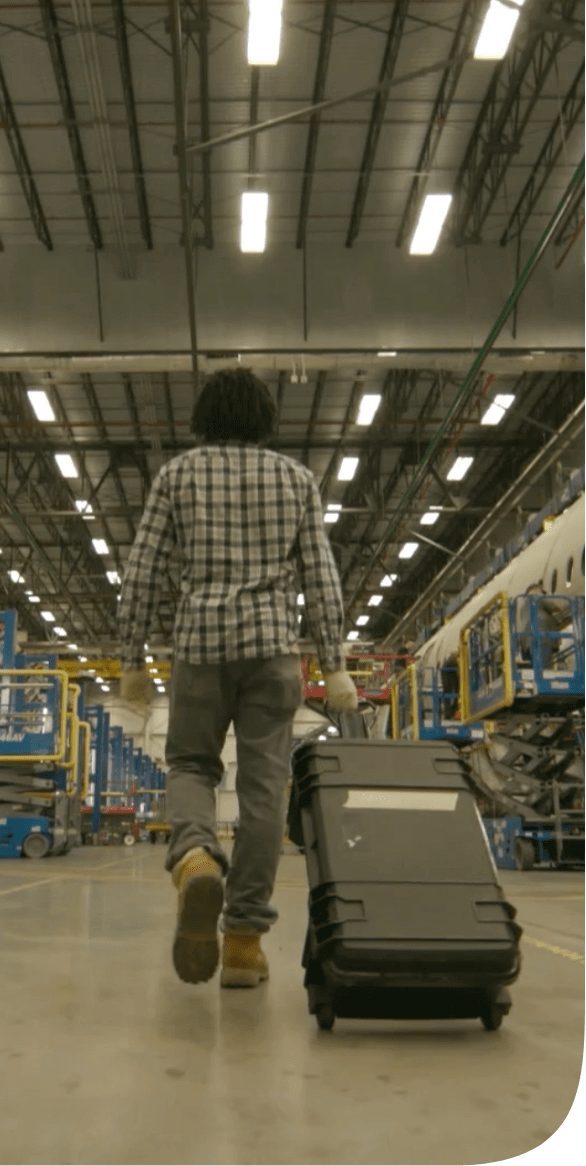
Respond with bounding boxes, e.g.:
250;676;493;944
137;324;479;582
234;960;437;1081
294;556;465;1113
123;833;136;847
22;832;50;860
514;837;535;871
481;1004;505;1031
315;1004;335;1031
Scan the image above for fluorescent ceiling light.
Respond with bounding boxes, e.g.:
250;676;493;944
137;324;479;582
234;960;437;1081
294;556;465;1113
41;611;55;622
324;512;339;524
101;685;110;693
356;615;369;627
447;456;474;481
28;595;40;603
327;503;342;511
380;574;398;587
338;457;359;481
247;0;283;65
27;389;55;422
399;542;419;559
79;655;88;663
368;595;383;607
68;644;78;651
8;570;24;584
92;539;109;555
53;627;67;637
75;500;94;518
25;590;33;595
481;393;516;426
145;655;154;663
240;191;269;253
297;594;305;606
106;571;121;586
356;395;381;427
409;194;453;256
420;511;440;526
377;351;397;357
347;630;360;641
54;453;78;479
474;0;524;61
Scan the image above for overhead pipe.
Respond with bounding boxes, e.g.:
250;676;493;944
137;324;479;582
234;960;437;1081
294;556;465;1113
344;156;585;617
169;0;200;399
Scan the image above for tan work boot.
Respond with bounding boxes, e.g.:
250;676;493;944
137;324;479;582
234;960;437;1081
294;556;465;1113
220;933;270;988
171;848;224;984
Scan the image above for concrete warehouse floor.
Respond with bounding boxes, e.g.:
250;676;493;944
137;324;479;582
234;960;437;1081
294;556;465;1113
0;846;583;1166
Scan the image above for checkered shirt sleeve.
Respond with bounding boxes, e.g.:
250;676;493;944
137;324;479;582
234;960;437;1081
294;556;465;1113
119;467;176;669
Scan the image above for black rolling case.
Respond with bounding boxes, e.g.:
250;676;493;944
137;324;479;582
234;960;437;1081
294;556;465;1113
289;707;522;1032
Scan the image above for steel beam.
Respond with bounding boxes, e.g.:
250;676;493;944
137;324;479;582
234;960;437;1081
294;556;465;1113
319;378;365;502
0;57;52;249
197;0;213;247
501;61;585;245
38;0;103;250
123;375;152;489
81;375;136;541
111;0;153;250
163;373;178;452
296;0;337;250
396;0;482;248
345;0;409;248
453;0;580;245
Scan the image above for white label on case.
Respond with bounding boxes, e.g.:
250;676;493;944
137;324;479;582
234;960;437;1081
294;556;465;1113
343;790;459;811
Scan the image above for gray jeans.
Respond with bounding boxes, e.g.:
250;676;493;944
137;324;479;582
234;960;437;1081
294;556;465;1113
165;654;302;935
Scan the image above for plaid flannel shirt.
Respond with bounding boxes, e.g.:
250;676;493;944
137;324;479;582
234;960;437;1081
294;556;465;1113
119;444;345;674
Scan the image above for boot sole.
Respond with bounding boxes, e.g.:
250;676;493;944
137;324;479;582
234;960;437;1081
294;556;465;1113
220;967;270;989
173;875;224;985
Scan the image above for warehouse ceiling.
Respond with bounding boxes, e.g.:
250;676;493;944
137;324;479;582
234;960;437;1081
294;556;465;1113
0;2;584;657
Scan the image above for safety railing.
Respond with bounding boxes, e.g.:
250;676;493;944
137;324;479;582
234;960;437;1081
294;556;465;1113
0;668;69;762
461;593;585;721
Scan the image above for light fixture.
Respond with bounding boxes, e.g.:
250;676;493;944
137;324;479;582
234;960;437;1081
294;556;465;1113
324;512;339;524
347;630;360;641
145;655;154;663
101;685;110;693
368;595;383;607
377;351;397;357
27;389;55;422
53;627;67;637
327;503;342;511
95;676;103;684
54;453;78;479
8;570;24;584
420;511;440;526
25;590;33;596
28;595;40;603
75;500;94;518
297;594;305;606
399;542;419;559
92;538;109;555
380;574;398;587
327;726;337;735
356;395;381;426
240;191;269;253
41;611;55;622
338;457;359;481
106;571;121;586
79;656;88;663
247;0;283;65
447;456;474;481
68;644;78;651
356;615;369;627
409;194;453;256
474;0;524;61
480;393;515;426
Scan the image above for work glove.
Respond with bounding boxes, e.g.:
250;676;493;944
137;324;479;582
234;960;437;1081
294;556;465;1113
323;669;358;712
120;668;151;706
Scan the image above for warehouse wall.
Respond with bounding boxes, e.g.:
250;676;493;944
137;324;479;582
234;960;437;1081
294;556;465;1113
0;242;583;356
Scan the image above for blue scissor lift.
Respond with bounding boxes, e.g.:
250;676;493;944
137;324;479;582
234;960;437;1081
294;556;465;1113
1;610;90;859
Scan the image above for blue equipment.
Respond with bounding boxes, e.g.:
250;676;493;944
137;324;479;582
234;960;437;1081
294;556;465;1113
0;814;54;860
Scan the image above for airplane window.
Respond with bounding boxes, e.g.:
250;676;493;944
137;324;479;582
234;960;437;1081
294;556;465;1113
566;558;574;586
550;568;557;592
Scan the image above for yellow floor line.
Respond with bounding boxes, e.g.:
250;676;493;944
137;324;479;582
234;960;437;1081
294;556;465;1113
524;935;585;964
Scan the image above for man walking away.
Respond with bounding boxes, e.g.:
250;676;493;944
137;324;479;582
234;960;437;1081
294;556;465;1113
118;370;357;988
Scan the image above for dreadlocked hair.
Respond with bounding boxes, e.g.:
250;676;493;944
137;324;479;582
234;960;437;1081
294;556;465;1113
191;369;277;445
